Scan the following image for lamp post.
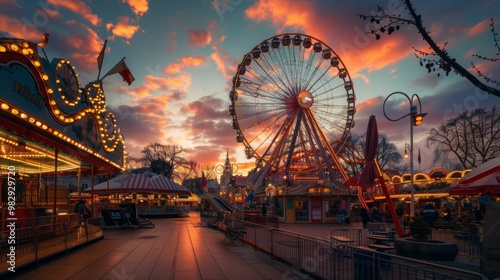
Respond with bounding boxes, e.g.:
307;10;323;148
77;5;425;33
383;92;427;218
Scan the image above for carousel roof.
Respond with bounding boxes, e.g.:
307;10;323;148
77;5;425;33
87;172;191;195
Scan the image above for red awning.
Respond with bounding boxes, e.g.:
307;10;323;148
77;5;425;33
449;158;500;196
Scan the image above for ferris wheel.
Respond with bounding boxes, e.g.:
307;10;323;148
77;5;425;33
229;33;356;186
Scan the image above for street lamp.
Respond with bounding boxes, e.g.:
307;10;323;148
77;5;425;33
383;92;427;218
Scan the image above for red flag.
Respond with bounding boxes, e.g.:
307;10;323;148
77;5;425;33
103;58;135;85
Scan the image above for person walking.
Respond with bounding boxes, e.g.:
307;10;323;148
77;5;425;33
361;207;370;229
420;203;439;227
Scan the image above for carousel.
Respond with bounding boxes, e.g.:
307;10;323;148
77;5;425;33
0;35;127;228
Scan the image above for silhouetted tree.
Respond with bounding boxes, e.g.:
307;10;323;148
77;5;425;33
359;0;500;97
138;143;187;180
426;106;500;169
342;134;403;174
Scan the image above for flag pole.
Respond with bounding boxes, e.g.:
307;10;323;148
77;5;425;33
97;39;107;81
100;57;126;82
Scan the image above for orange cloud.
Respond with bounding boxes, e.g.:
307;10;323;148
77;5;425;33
187;28;212;47
106;16;140;40
121;0;149;18
47;0;101;26
467;19;490;37
210;44;238;81
164;56;207;75
245;0;313;30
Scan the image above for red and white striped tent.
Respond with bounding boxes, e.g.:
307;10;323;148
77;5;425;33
449;157;500;196
88;172;191;195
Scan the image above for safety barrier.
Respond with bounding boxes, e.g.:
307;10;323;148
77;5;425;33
0;216;103;275
224;217;487;280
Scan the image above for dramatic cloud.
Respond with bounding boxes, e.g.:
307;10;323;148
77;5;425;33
187;28;212;47
47;0;101;26
106;16;140;41
210;44;238;81
245;0;313;30
122;0;150;18
164;56;207;75
467;19;490;37
110;94;170;150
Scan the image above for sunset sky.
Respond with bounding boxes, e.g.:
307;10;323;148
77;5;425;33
1;0;499;177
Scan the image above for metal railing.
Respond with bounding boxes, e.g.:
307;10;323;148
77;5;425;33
0;216;103;275
224;217;487;280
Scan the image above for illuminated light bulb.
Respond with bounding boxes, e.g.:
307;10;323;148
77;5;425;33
34;61;41;67
29;118;35;123
42;75;48;80
22;42;28;48
48;89;53;94
0;45;6;52
22;48;29;55
42;125;47;130
1;103;9;110
20;113;27;119
10;44;19;51
11;109;18;115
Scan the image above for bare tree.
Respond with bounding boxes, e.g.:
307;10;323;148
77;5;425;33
176;160;198;184
342;134;403;175
426;106;500;169
359;0;500;97
139;143;187;179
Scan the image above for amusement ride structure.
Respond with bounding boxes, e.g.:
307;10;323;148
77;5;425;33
229;33;356;190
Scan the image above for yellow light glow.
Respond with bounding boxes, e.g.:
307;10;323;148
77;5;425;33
1;103;9;110
10;44;19;51
0;45;6;52
34;61;41;67
22;48;29;55
11;108;18;115
42;75;49;80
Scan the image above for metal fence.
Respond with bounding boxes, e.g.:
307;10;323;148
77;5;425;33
0;215;103;275
226;217;487;280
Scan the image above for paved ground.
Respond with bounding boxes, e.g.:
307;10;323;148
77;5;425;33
4;213;303;280
3;213;480;279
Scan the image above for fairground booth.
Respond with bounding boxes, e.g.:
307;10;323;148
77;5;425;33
0;36;127;230
87;172;195;217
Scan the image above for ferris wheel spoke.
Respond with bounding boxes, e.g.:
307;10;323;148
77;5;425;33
251;58;291;97
259;53;293;95
242;65;289;100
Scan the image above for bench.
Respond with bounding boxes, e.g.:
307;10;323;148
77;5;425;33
217;219;246;243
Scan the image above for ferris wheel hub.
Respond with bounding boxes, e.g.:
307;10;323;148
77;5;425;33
297;90;314;108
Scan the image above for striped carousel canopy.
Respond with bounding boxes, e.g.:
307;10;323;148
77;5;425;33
88;172;191;195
